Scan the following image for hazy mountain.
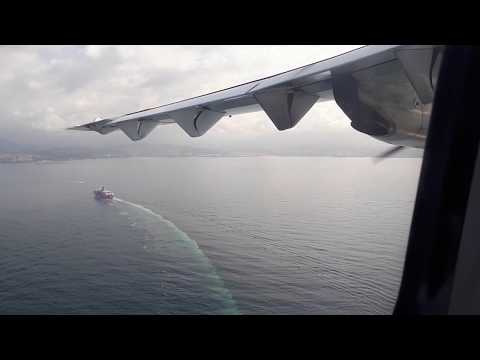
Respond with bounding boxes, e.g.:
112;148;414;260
0;137;423;162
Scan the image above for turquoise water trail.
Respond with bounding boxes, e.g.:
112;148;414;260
114;197;240;315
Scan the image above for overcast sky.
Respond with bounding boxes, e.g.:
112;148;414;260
0;45;407;154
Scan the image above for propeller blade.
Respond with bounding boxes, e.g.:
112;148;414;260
373;145;405;163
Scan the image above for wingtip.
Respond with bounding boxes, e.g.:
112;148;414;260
66;126;81;130
66;125;90;131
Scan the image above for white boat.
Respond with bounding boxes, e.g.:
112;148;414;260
93;186;114;200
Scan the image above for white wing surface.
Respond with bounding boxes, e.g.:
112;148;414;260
69;45;444;148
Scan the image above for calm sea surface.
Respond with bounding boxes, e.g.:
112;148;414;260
0;157;422;314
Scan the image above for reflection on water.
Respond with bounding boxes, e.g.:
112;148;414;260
0;157;421;314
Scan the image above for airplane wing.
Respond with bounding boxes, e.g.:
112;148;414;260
68;45;444;148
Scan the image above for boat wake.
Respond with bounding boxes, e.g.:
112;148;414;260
114;197;239;314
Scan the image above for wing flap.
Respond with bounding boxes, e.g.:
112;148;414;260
170;108;225;137
116;119;160;141
254;89;319;131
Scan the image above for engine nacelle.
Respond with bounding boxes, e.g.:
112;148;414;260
332;46;443;148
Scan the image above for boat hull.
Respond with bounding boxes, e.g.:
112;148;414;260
93;190;114;200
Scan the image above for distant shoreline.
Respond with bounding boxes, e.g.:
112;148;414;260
0;154;423;164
